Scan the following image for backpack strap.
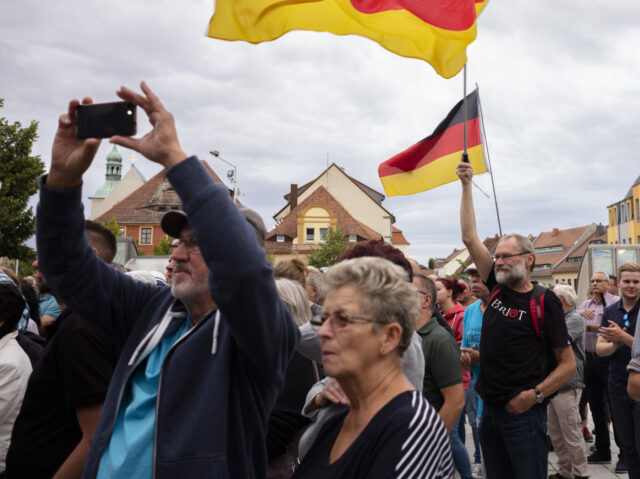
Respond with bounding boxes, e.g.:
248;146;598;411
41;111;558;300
529;284;547;340
488;285;502;305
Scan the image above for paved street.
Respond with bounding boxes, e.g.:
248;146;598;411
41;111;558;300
459;415;627;478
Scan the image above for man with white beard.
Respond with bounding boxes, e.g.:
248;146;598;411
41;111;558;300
456;161;575;479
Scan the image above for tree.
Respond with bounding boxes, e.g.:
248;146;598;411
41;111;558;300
428;258;436;269
105;218;123;237
307;227;350;268
449;259;469;278
152;235;172;255
0;99;46;262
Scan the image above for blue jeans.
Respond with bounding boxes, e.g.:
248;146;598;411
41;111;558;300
479;403;548;479
608;392;640;479
450;411;473;479
466;377;482;464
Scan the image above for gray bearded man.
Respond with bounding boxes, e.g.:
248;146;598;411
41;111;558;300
456;160;575;479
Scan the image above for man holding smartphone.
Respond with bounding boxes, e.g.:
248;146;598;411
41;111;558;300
35;82;299;478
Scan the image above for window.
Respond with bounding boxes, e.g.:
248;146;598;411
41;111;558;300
637;199;639;220
119;227;125;236
568;278;572;285
623;238;626;244
349;235;357;243
306;228;314;242
140;227;152;245
555;279;559;284
319;228;328;242
276;234;285;243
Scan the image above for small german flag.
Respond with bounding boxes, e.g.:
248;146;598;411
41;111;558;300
208;0;488;79
378;90;486;197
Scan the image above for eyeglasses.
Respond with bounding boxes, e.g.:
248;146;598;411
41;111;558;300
175;236;201;254
591;279;606;283
310;310;388;329
624;313;630;329
492;251;530;262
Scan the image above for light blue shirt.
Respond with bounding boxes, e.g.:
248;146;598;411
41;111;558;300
461;300;484;418
97;318;190;478
39;293;61;320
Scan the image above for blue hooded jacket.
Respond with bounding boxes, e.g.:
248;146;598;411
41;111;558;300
36;156;299;478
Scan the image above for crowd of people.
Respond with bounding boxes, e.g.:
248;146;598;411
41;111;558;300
0;83;638;479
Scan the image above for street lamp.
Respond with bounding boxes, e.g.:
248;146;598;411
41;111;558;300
209;150;238;204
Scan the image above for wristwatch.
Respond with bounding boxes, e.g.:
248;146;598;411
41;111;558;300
533;387;544;404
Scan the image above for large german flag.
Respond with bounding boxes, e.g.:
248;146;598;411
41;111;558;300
378;90;486;196
208;0;488;79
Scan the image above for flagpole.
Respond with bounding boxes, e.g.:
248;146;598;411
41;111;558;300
462;65;468;162
461;66;489;198
476;83;503;236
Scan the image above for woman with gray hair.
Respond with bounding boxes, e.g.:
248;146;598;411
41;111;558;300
292;257;453;478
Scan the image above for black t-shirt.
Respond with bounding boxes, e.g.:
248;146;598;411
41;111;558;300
601;299;639;395
7;310;119;478
292;390;453;479
476;270;569;407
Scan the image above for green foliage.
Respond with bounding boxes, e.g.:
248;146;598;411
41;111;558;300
0;100;45;262
449;259;469;279
152;235;171;255
428;257;436;269
17;253;36;277
307;226;350;268
105;218;123;237
265;252;275;264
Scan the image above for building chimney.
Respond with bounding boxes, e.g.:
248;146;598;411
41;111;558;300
552;228;559;237
290;184;298;208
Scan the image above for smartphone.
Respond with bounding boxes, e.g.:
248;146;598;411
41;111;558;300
76;101;137;139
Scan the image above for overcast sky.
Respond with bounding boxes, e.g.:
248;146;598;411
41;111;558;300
2;0;639;264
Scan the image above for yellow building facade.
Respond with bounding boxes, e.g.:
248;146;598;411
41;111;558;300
607;176;640;245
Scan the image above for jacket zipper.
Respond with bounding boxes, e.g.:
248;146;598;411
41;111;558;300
152;313;211;479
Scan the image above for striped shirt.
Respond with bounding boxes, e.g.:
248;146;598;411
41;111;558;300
293;390;453;478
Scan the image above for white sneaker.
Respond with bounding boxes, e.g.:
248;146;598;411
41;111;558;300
471;463;482;479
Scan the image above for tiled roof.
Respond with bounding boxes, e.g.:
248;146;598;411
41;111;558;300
276;163;394;222
533;225;589;249
266;186;382;242
625;174;640;199
95;160;227;225
392;226;409;246
552;229;607;273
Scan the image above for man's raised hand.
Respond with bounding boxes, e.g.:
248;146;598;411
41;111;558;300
46;98;101;190
456;161;474;186
111;82;186;169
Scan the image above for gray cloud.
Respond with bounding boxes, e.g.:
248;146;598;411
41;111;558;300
3;0;639;263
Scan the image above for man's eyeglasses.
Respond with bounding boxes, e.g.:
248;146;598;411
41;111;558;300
492;251;530;262
175;237;201;254
310;311;388;329
591;279;606;283
624;313;630;329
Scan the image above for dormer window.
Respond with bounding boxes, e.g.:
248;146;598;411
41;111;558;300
277;235;285;243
